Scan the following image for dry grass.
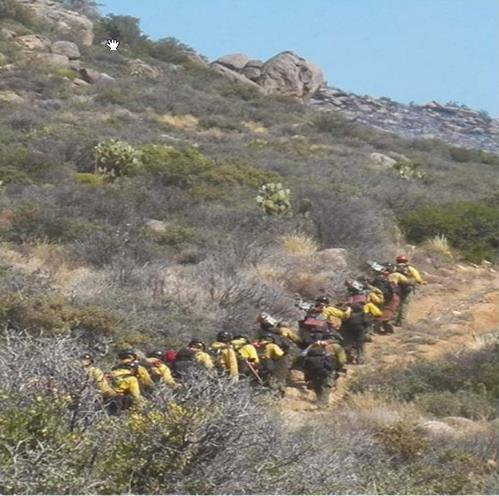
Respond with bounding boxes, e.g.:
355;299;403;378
155;113;199;129
342;392;423;429
279;233;319;256
249;263;285;285
421;234;453;258
241;121;267;133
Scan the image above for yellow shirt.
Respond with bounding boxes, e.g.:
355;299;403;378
210;342;239;378
85;365;115;397
259;342;285;360
232;339;260;364
144;358;176;387
110;368;144;406
388;272;410;286
193;350;214;369
407;265;423;284
367;289;384;306
363;301;382;318
321;305;349;321
278;326;302;345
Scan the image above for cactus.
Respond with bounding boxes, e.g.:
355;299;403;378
94;139;142;180
393;160;425;181
256;182;291;215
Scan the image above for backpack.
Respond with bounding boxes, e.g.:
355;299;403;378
303;348;336;379
299;326;327;346
346;293;368;305
162;349;177;364
171;348;198;379
373;276;396;302
340;311;368;341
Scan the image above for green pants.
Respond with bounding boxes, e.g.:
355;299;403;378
395;292;411;325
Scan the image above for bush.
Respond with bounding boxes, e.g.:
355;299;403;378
202;163;279;188
375;421;429;461
146;222;196;246
73;172;105;186
310;112;356;136
352;345;499;419
0;0;37;27
94;139;142;180
399;199;499;262
0;165;31;185
449;146;499;165
3;204;89;244
414;391;495;420
148;37;193;64
140;144;213;187
94;15;151;55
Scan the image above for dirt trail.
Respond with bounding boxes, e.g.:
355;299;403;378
280;263;499;414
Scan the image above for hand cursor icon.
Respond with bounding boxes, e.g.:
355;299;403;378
106;39;120;51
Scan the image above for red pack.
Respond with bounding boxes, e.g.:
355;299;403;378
346;294;368;305
162;349;177;364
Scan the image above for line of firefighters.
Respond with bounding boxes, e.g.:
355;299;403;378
81;255;425;409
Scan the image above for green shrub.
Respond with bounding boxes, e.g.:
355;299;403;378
95;89;131;105
375;421;429;461
73;172;104;186
50;68;77;81
0;292;73;335
94;14;151;55
0;165;32;185
202;163;279;188
140;144;213;187
146;223;196;246
95;139;142;180
399;199;499;262
3;204;90;244
414;390;495;420
449;146;499;165
310;112;356;136
148;37;192;64
0;0;36;26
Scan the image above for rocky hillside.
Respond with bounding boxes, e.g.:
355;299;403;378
212;51;499;153
311;87;499;153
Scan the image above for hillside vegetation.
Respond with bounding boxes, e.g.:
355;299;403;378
0;1;498;494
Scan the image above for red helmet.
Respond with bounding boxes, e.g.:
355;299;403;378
396;255;408;264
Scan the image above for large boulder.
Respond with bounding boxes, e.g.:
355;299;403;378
315;248;349;269
369;152;397;169
215;53;250;71
417;420;456;438
51;40;80;60
259;51;324;100
79;67;114;84
210;62;262;91
35;52;70;68
241;59;263;81
178;50;207;66
211;51;324;101
16;34;51;51
17;0;94;46
128;59;161;79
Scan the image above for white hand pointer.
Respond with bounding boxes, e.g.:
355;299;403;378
106;39;120;51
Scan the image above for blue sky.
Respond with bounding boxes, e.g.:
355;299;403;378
100;0;499;116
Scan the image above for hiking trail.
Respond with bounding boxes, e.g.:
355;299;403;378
280;263;499;415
